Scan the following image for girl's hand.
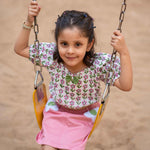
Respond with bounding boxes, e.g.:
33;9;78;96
111;30;128;55
26;1;41;25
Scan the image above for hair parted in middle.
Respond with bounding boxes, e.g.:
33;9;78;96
53;10;96;67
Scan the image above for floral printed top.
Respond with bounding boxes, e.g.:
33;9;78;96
29;42;121;109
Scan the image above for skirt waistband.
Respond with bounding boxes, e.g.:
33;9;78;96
56;102;100;114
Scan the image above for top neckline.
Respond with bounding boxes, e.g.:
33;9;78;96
61;63;89;75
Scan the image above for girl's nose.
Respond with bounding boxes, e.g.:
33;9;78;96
67;47;74;54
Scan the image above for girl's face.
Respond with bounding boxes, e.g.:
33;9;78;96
58;26;92;72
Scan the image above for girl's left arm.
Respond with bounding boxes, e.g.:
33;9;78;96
111;30;133;91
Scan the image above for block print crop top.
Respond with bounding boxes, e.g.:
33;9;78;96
29;42;121;109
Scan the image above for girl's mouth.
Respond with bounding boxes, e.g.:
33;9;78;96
66;57;77;60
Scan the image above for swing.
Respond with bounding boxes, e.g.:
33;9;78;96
33;71;47;129
32;0;127;138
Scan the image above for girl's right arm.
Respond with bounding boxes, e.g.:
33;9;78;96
14;1;41;58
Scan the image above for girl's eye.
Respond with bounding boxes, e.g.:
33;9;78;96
75;43;82;47
61;42;68;46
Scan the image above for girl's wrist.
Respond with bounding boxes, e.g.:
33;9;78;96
119;48;130;57
23;21;33;30
25;20;33;26
118;45;129;55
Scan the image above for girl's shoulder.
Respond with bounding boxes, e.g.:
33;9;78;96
93;52;112;67
93;52;120;70
94;52;111;59
30;42;56;54
29;42;57;67
39;42;56;51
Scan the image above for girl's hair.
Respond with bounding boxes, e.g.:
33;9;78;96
53;10;96;67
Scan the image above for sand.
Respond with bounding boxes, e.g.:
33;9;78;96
0;0;150;149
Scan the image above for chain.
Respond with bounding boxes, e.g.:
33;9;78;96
118;0;127;32
101;0;127;106
105;0;127;86
33;0;42;73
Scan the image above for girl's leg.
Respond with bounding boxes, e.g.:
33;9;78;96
41;145;58;150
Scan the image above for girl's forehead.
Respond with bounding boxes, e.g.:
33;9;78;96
58;26;88;41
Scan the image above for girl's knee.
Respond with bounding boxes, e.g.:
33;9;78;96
41;144;57;150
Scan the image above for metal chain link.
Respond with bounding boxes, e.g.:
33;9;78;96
33;0;42;73
32;0;43;89
101;0;127;106
118;0;127;32
32;0;127;93
105;0;127;86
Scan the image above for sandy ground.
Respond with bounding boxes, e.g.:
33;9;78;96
0;0;150;150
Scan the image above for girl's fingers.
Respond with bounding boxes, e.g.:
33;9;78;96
29;7;40;13
110;42;115;47
111;39;118;44
29;5;38;9
28;5;41;17
29;3;40;9
111;35;117;39
30;1;38;5
111;35;120;41
111;32;123;41
29;12;38;16
111;39;116;42
113;30;121;36
27;1;40;23
29;1;40;10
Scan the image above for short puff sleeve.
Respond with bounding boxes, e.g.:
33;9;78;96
94;52;121;85
29;42;56;67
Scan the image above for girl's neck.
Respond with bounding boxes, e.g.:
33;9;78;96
63;63;88;74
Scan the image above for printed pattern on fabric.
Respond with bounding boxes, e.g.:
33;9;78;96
29;42;121;109
84;107;99;122
45;98;59;112
29;42;56;68
45;98;99;123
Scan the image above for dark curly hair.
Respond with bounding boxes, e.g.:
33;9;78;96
53;10;96;67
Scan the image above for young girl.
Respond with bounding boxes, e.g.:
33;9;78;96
14;1;132;150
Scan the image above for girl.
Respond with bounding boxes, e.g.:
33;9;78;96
14;1;132;150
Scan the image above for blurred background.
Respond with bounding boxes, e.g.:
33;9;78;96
0;0;150;149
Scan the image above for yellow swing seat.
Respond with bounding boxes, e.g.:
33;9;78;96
33;81;109;138
32;0;126;138
88;98;109;138
33;68;110;138
33;69;48;129
33;83;47;129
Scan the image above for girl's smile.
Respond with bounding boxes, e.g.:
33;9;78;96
58;27;92;73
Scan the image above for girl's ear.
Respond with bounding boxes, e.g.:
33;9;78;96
87;39;94;52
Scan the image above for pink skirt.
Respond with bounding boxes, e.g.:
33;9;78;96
36;98;100;150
